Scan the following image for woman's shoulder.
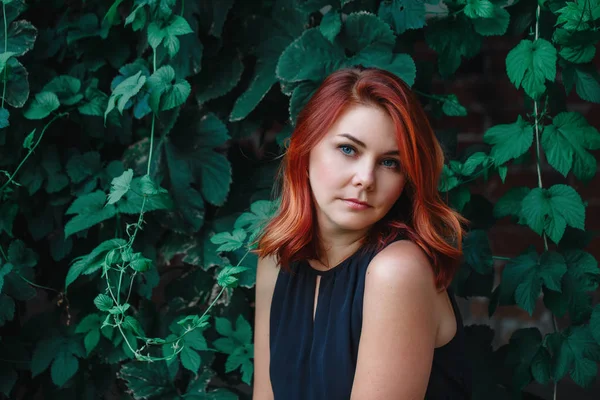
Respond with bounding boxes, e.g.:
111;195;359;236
365;240;437;295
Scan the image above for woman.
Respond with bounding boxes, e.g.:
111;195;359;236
253;66;472;399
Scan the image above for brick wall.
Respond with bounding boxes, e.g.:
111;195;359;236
418;36;600;398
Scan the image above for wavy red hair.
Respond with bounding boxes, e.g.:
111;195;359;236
255;66;469;290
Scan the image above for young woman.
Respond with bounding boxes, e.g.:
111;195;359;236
253;66;472;399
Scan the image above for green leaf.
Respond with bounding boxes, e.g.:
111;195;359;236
119;361;176;399
425;15;481;77
320;10;342;42
51;348;79;387
0;20;36;57
0;106;8;128
147;22;166;49
139;174;167;195
442;94;467;116
494;187;530;222
0;294;15;326
104;71;146;122
0;263;13;293
471;6;510;36
66;151;101;184
559;44;596;64
31;337;62;377
521;185;585;244
4;57;29;108
23;91;60;120
8;239;37;268
216;264;250;288
505;39;556;99
195;49;244;104
462;230;493;275
206;0;235;37
555;1;597;31
590;305;600;345
64;191;117;238
0;202;18;237
210;229;247;253
463;0;495;19
0;51;16;74
94;293;114;311
215;317;234;337
180;346;201;373
125;3;147;31
233;315;253;344
542;112;600;181
106;169;133;205
505;328;543;390
562;63;600;104
546;326;600;387
147;65;191;112
378;0;426;35
544;249;600;324
42;75;83;106
276;28;344;83
75;313;101;334
22;129;34;149
483;115;533;166
65;239;127;289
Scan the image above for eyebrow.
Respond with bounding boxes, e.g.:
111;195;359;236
338;133;400;156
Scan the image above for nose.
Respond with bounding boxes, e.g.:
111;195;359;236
352;160;375;190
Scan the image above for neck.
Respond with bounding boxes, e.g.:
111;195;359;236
310;228;368;270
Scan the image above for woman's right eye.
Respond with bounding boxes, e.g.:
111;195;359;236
338;145;355;156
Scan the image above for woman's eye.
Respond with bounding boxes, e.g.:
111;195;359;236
339;145;355;155
382;159;399;169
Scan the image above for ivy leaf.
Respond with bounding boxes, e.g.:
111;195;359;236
64;191;117;238
493;187;530;223
506;39;557;99
214;315;253;384
0;262;12;293
378;0;426;35
463;0;495;19
23;91;60;120
559;44;596;64
462;230;493;275
42;75;83;106
31;336;84;387
106;169;133;205
0;106;8;128
543;249;600;324
471;6;510;36
0;294;15;326
146;65;191;112
320;10;342;42
4;57;29;108
483;115;533;166
499;249;567;315
216;265;250;288
94;293;114;311
65;238;126;290
277;28;344;83
442;94;467;116
104;71;146;123
194;48;243;105
119;361;176;399
65;151;101;184
8;239;37;268
562;63;600;104
555;1;597;31
0;20;37;57
546;326;600;387
125;4;147;32
521;184;585;244
210;229;247;253
541;112;600;181
505;328;544;390
425;15;481;77
0;202;18;237
0;51;16;74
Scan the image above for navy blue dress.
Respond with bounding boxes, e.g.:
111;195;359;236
269;240;472;399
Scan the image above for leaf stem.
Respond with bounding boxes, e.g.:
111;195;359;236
0;244;6;261
2;1;8;110
0;112;68;193
17;273;60;293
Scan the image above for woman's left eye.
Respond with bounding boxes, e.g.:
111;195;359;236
381;159;399;169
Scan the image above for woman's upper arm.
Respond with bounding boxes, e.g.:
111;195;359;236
253;255;279;400
351;241;438;400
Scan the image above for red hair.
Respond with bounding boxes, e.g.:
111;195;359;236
255;66;469;290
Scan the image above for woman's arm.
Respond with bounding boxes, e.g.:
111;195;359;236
253;255;279;400
350;240;439;400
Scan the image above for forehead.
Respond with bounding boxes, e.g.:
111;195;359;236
324;104;399;148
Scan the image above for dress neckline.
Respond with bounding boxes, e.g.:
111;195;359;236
303;244;369;277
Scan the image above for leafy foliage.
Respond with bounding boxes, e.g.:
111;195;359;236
0;0;598;399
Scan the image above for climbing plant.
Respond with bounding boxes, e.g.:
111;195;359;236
0;0;599;399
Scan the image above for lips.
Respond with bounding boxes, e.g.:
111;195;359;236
343;198;371;207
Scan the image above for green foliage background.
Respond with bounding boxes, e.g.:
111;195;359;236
0;0;599;398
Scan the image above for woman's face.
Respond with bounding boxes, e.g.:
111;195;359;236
308;104;408;236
